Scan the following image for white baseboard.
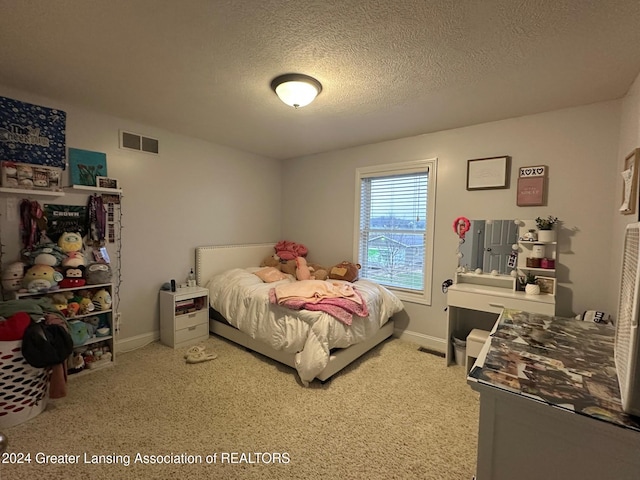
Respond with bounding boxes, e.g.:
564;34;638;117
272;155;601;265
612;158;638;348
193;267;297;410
115;331;159;355
393;328;446;354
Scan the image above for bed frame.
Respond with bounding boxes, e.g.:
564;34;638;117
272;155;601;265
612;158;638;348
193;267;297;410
195;244;395;382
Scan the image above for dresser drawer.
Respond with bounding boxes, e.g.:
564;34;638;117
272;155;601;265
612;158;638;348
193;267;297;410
175;321;209;345
175;309;208;331
448;289;555;316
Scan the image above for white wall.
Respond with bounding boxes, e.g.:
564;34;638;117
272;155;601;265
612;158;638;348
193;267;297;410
610;71;640;312
0;85;283;350
282;101;621;351
1;80;633;354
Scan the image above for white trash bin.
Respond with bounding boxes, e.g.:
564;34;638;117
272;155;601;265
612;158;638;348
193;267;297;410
453;337;466;367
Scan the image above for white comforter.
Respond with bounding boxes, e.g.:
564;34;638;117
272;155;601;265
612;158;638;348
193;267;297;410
205;268;404;385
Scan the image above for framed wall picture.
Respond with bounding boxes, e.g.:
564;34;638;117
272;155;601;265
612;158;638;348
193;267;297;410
536;276;556;295
96;176;119;189
68;148;107;186
620;148;640;215
517;164;547;206
517;177;546;206
466;156;510;190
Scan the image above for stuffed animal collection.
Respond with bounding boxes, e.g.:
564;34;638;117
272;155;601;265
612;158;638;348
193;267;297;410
68;340;111;374
4;230;114;294
258;242;360;283
45;288;103;318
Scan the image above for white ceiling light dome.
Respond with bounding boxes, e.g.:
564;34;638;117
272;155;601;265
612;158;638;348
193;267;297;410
271;73;322;108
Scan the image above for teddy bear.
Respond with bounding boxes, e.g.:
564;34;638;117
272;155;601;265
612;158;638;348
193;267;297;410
280;259;297;277
260;254;282;270
328;261;361;282
302;261;329;281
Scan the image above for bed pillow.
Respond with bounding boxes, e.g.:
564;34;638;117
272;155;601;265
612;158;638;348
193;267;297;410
254;267;288;283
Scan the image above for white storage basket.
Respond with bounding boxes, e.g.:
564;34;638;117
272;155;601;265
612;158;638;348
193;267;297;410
0;340;50;428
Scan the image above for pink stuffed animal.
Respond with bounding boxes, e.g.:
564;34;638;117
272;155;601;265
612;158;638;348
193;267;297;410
295;256;313;281
275;240;308;261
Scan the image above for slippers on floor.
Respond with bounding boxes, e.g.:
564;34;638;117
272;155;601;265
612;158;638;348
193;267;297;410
185;351;218;364
184;345;206;359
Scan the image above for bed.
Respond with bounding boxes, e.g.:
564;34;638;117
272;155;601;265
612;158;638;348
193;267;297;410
195;244;404;385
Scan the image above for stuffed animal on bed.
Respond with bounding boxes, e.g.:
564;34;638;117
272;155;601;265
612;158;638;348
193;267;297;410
328;261;361;282
260;254;282;269
280;259;297;277
274;240;308;260
295;257;312;280
308;262;328;281
295;257;330;281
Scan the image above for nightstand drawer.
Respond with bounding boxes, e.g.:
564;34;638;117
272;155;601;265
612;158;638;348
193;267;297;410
175;322;209;344
175;309;208;331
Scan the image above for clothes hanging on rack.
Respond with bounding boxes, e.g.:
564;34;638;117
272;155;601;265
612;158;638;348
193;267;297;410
86;194;106;247
19;200;48;250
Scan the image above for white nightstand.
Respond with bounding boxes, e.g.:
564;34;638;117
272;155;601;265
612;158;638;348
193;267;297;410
159;286;209;349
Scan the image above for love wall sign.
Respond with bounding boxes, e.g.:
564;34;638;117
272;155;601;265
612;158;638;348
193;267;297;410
517;165;547;206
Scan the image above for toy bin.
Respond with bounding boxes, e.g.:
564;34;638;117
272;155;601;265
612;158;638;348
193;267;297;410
0;340;50;428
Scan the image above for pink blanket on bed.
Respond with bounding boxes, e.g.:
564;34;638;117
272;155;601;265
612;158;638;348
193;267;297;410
272;280;362;305
269;286;368;325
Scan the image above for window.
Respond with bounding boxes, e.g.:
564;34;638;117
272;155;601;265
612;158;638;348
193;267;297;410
355;159;437;304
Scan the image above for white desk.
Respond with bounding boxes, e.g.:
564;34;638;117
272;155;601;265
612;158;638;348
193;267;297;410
468;310;640;480
446;280;555;365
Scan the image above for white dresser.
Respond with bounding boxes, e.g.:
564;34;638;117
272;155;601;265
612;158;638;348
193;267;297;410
468;309;640;480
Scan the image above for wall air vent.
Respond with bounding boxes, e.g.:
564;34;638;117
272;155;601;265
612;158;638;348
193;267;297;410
119;130;159;155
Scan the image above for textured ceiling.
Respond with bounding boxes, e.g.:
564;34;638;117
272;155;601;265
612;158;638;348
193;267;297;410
1;1;640;160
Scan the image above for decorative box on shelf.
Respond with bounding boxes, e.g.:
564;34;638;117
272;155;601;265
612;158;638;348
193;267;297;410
1;161;63;191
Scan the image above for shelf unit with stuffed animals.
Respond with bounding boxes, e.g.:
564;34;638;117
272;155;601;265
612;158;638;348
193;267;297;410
0;186;123;378
14;282;116;376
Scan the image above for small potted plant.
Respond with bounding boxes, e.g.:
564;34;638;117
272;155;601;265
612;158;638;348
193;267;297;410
520;272;540;295
535;215;558;243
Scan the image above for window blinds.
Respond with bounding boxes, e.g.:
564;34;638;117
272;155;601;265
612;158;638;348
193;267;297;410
358;171;428;291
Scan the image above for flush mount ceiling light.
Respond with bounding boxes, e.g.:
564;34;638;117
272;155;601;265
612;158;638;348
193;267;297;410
270;73;322;108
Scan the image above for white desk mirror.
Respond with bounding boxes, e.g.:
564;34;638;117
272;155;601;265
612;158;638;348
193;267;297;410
457;219;518;275
447;218;558;366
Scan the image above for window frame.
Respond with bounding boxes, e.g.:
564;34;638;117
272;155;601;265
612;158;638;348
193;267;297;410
353;158;437;305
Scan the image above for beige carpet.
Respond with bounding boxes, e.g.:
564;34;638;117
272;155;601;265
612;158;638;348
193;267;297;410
2;335;479;480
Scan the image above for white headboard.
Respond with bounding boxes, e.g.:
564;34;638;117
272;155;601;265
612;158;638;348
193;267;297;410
195;243;275;286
